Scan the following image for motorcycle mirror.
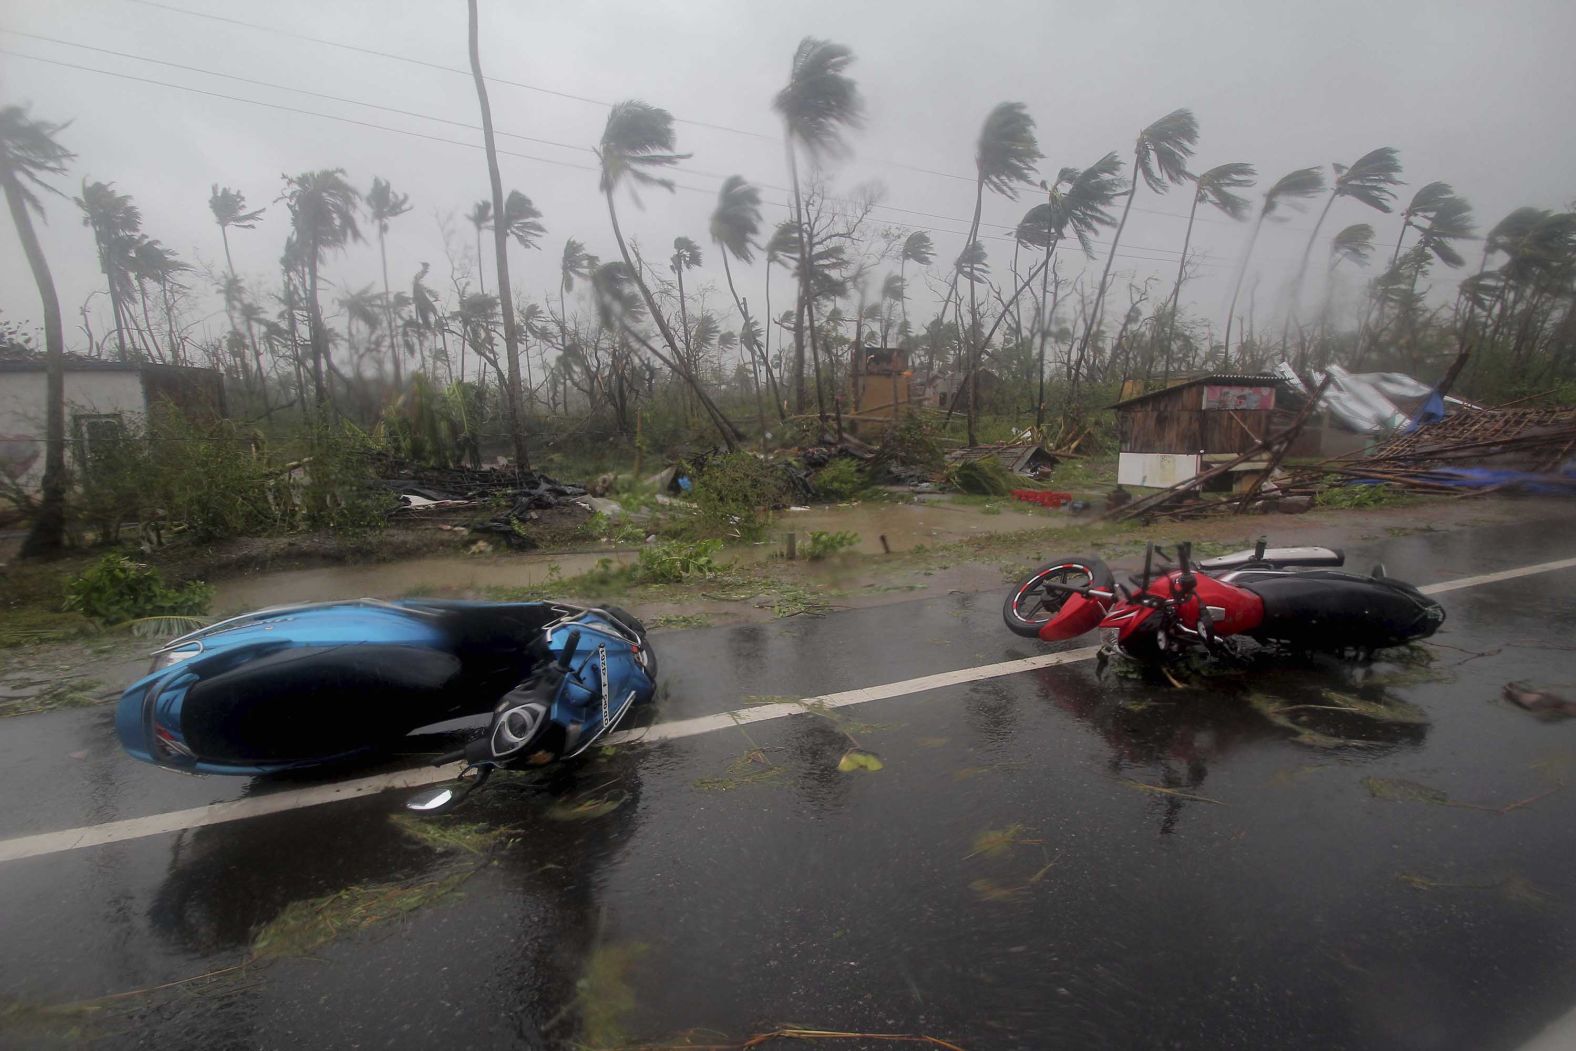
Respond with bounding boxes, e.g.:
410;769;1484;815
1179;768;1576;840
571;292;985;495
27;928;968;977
405;783;467;813
1140;542;1154;593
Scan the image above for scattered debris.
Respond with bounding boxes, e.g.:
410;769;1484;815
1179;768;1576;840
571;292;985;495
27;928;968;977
965;824;1043;860
249;868;476;960
1119;778;1226;806
1503;682;1576;720
836;748;885;773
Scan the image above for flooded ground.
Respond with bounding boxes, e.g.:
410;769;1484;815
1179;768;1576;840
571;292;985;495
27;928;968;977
1;516;1575;1048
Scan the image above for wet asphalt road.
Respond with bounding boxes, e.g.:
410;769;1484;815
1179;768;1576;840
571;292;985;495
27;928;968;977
3;519;1576;1049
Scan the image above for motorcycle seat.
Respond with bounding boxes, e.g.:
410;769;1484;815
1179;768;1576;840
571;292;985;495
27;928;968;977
1243;571;1442;647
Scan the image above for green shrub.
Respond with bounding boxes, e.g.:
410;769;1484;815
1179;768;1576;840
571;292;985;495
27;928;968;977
811;458;867;501
871;415;945;481
948;457;1014;496
805;530;860;560
299;424;391;535
633;539;725;584
1316;481;1393;509
690;453;788;532
64;553;213;625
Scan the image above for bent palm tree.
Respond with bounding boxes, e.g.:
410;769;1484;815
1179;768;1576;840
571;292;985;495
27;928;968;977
595;99;740;448
1284;147;1402;350
209;184;264;375
774;36;863;428
1223;166;1324;364
1159;161;1255;381
1075;109;1198;385
367;176;411;388
670;235;702;371
281;169;361;409
466;199;492;294
956;102;1040;443
555;237;597;369
2;105;73;557
709;174;779;429
76;180;142;360
897;230;934;338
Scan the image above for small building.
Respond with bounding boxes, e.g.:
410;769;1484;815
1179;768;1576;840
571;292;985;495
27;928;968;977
853;346;912;425
1111;373;1287;489
0;357;226;491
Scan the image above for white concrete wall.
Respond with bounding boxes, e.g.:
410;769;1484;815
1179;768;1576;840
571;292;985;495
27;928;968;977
0;370;146;490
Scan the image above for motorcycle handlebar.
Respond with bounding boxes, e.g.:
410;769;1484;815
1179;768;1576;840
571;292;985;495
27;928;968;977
556;629;582;672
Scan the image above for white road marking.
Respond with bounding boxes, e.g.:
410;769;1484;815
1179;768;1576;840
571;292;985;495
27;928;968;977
2;553;1574;865
1415;555;1576;595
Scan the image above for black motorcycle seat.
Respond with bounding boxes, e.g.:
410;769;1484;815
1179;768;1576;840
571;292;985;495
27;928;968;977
1243;572;1442;647
182;645;466;763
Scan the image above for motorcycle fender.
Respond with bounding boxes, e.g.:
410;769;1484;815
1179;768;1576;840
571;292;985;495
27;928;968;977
1038;593;1109;642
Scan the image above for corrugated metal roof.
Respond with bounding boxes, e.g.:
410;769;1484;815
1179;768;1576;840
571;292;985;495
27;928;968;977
1110;374;1283;409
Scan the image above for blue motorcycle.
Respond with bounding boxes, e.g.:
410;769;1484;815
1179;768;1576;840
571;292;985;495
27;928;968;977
116;599;658;810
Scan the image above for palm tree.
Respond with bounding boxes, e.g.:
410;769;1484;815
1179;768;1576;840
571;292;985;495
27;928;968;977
897;231;934;338
774;36;864;429
556;237;597;368
129;236;190;363
466;0;530;466
956;102;1040;444
1159;162;1255;382
763;218;799;410
670;235;703;375
2;105;73;557
1016;155;1125;420
466;199;492;294
280;169;361;409
1283;147;1402;353
1074;109;1199;384
709;174;777;430
366;177;412;388
209;184;263;372
595;99;741;448
75;180;141;360
1223;166;1325;364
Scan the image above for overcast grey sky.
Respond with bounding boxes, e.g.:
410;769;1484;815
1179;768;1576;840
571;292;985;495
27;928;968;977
3;0;1575;355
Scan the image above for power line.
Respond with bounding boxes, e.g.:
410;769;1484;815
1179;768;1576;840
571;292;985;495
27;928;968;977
118;0;1267;230
4;43;1240;272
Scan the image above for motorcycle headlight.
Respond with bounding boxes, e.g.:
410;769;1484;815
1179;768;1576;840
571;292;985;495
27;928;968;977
149;643;202;675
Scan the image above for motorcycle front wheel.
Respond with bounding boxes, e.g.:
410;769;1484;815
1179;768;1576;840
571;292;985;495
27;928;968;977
1002;556;1113;638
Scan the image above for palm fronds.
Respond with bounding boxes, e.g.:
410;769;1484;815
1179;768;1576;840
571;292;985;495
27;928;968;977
1135;108;1199;193
773;37;865;162
901;230;935;266
590;260;646;328
1194;162;1256;220
0;105;74;212
598;100;689;197
209;184;264;230
365;177;409;232
1332;146;1403;213
976;102;1041;198
559;238;598;292
498;190;545;250
1262;166;1326;219
670;235;702;271
709;175;762;263
1330;223;1375;268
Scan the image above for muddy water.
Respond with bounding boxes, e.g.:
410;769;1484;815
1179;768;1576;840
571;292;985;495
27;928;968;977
210;498;1059;613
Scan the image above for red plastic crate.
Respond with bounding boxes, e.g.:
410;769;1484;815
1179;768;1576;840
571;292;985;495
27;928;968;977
1010;489;1072;508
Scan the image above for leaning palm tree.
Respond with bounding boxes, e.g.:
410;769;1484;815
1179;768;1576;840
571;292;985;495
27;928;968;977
209;184;263;357
763;218;799;405
1158;161;1255;380
1016;155;1125;421
670;235;703;369
129;236;190;363
281;169;361;409
1074;108;1199;382
774;36;864;427
897;230;934;337
1283;147;1402;350
555;237;598;371
1222;166;1325;363
709;174;779;429
1357;184;1469;358
367;177;411;388
953;102;1040;443
466;199;492;294
76;180;142;360
2;105;73;557
595;99;741;448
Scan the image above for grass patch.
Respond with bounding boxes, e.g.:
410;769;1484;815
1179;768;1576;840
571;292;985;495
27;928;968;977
250;868;475;960
0;610;98;649
389;814;510;855
648;613;713;630
576;942;649;1049
805;530;859;560
0;678;105;718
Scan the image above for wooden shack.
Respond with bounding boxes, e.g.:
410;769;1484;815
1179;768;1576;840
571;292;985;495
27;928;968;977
1112;374;1286;489
850;347;911;433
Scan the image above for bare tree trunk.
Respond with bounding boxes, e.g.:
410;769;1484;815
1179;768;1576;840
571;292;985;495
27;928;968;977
467;0;530;468
8;171;68;557
1223;215;1267;369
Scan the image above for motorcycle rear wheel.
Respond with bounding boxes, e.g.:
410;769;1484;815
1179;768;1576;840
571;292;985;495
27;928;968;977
1002;556;1113;638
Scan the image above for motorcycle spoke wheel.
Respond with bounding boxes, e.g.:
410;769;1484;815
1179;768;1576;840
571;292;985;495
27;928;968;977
1002;557;1111;638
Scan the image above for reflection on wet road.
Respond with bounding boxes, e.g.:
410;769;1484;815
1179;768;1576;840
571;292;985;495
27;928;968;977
2;521;1576;1049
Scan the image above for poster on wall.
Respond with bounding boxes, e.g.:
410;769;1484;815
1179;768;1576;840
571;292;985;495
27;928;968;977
1202;385;1275;411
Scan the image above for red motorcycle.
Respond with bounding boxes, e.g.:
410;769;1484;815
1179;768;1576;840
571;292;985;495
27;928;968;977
1003;540;1445;663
